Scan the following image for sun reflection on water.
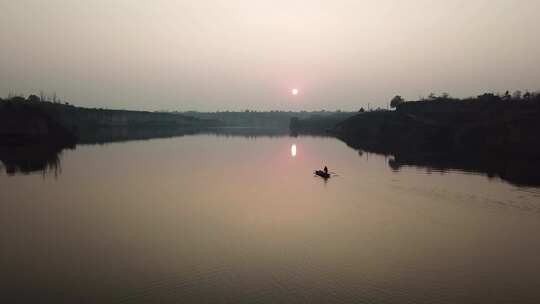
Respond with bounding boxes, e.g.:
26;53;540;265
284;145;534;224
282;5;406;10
291;144;297;157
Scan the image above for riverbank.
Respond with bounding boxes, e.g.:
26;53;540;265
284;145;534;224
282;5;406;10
291;96;540;159
337;103;540;157
0;97;222;146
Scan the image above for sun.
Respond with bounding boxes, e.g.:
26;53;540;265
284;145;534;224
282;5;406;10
291;88;299;95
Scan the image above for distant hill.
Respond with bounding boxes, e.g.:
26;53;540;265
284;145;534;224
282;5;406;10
185;110;356;129
289;112;357;133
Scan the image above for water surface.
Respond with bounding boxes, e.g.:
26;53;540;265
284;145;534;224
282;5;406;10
2;133;540;303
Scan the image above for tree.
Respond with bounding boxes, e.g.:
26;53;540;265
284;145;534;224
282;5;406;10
502;90;511;102
523;91;531;101
27;94;41;103
532;91;540;103
10;96;26;103
358;107;365;113
512;90;522;101
390;95;404;108
477;93;500;103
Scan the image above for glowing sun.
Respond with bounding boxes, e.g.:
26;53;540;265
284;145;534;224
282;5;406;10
291;88;299;95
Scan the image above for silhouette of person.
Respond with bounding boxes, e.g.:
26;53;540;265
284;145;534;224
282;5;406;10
324;166;328;174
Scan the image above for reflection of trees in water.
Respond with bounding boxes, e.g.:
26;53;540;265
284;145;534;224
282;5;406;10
387;154;540;187
0;128;302;178
201;128;291;139
0;143;72;178
77;126;332;143
340;136;540;187
77;126;200;145
8;128;538;187
388;157;400;171
199;128;334;139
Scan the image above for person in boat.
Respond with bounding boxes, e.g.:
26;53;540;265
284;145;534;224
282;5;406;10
324;166;328;175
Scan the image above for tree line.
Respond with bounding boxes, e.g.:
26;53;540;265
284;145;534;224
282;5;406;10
390;90;540;108
1;91;72;106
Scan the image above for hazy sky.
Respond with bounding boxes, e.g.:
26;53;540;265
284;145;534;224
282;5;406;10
1;0;539;111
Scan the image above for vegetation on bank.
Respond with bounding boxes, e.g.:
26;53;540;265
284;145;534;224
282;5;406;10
1;93;357;131
3;89;540;159
0;94;223;145
183;110;357;129
389;90;540;109
332;91;540;159
2;91;540;181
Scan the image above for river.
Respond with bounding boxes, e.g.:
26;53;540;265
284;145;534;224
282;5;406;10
2;132;540;303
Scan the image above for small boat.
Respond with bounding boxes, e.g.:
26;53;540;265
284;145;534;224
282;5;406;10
314;170;331;178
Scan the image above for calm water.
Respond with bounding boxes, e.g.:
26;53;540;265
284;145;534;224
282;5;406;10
2;133;540;303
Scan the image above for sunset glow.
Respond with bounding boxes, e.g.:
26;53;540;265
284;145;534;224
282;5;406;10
291;89;299;96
